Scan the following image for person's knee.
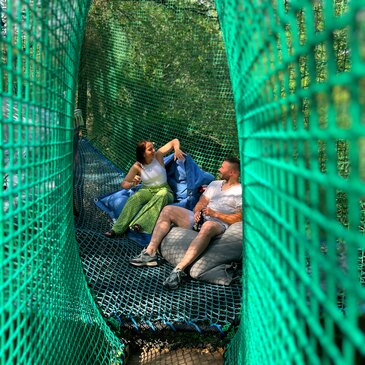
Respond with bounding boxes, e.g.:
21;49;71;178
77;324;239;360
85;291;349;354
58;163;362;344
160;205;170;218
199;221;222;237
156;188;169;196
160;205;175;218
155;189;173;200
155;192;173;203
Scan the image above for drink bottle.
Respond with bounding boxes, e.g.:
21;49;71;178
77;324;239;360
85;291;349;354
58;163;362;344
193;210;204;232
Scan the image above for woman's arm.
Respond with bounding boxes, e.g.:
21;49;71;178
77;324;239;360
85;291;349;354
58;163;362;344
121;163;141;189
155;138;185;162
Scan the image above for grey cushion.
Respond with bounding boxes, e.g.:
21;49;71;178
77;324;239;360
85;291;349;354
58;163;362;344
160;222;242;285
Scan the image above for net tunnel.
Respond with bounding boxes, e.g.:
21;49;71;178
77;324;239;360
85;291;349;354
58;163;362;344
1;0;365;364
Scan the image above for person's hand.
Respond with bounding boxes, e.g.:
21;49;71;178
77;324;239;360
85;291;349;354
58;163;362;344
202;207;215;218
133;175;141;185
193;210;202;222
174;148;186;161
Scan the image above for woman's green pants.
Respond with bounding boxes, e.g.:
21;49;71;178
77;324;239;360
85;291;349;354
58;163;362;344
112;184;174;234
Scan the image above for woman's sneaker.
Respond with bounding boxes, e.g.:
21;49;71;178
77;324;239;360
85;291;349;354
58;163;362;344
163;267;187;289
129;249;158;267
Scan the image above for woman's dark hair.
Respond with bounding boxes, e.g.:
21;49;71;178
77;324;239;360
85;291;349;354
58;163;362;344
136;140;150;164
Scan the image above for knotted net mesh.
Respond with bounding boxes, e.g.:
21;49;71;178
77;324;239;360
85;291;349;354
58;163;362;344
1;0;365;364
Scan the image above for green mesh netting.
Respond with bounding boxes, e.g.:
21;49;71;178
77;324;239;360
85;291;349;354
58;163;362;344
78;0;238;172
219;0;365;364
2;0;365;365
1;1;125;364
74;0;242;336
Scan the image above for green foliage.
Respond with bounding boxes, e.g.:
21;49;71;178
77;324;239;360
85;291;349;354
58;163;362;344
79;0;238;173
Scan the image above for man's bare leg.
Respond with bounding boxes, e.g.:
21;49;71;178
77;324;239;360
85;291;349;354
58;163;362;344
162;221;224;289
175;221;223;270
145;205;192;256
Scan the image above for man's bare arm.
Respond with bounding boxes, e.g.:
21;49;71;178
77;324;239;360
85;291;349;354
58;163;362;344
193;195;209;214
202;207;242;225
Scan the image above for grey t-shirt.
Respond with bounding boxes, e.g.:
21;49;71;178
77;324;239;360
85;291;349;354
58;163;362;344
202;180;242;229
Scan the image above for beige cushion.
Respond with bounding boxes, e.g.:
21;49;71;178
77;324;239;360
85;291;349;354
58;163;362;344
160;222;242;285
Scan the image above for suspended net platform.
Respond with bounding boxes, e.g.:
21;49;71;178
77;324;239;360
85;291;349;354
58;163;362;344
2;0;365;364
74;138;242;333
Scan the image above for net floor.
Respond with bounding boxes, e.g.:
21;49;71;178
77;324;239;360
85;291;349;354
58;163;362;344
74;138;242;332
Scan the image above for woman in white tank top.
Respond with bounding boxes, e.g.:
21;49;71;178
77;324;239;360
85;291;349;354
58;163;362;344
104;139;185;237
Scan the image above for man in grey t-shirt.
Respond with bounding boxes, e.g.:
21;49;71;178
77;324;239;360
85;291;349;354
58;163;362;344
129;157;242;290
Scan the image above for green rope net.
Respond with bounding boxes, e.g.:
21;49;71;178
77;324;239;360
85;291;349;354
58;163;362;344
1;1;124;364
78;0;238;172
74;0;242;336
219;0;365;364
1;1;365;365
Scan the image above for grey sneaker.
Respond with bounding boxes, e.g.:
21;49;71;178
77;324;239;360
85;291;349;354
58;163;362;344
163;267;187;290
129;249;158;267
